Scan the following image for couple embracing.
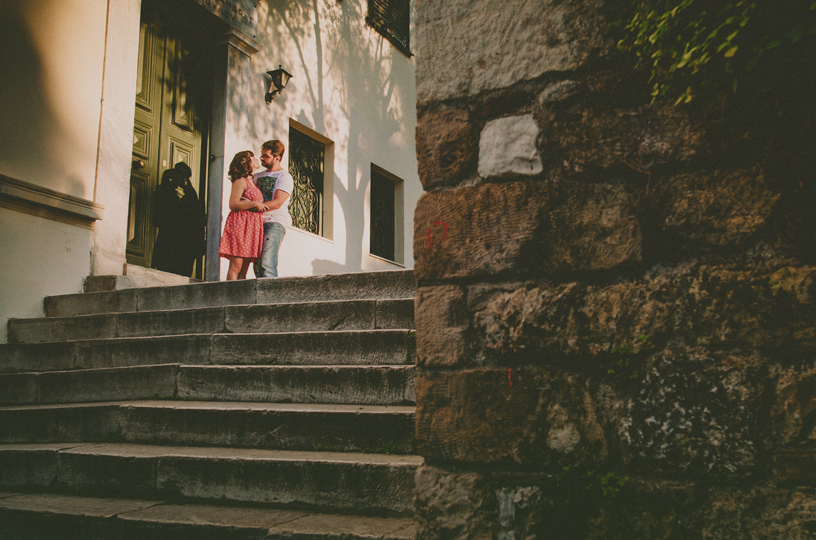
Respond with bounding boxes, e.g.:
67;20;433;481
218;140;294;280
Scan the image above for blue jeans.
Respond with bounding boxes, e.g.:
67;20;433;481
254;222;286;277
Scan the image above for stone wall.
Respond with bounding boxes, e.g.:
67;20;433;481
412;0;816;538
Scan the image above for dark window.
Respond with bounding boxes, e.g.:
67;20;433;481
288;128;325;236
366;0;411;57
370;167;396;261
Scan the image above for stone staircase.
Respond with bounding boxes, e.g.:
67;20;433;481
0;270;420;540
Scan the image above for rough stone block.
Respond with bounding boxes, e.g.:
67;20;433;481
770;365;816;446
543;103;703;171
470;264;816;362
624;347;764;479
648;168;780;253
416;109;473;190
414;465;497;540
701;486;816;538
413;180;641;280
773;447;816;485
415;369;608;468
416;0;610;104
479;115;543;178
415;286;468;367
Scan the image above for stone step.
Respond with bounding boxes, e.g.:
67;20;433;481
0;330;416;374
8;298;414;344
0;443;422;515
177;364;416;405
0;491;416;540
0;401;416;453
45;270;416;318
1;363;416;406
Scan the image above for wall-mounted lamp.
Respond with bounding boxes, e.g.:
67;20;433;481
264;65;293;103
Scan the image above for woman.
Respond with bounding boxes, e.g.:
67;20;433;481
218;151;267;280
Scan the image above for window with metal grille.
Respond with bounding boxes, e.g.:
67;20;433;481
370;167;396;261
366;0;411;57
288;128;325;236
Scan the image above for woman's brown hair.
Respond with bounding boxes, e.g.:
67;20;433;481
228;151;254;181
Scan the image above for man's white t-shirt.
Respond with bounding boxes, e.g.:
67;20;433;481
253;169;294;228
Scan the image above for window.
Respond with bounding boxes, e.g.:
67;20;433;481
370;165;404;263
288;128;325;236
366;0;411;57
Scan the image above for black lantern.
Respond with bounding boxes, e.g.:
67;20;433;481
264;65;292;103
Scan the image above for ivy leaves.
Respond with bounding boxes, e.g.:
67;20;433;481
615;0;816;104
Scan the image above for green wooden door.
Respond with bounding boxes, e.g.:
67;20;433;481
127;4;210;274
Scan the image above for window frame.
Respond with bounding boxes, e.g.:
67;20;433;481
366;0;412;57
368;163;404;265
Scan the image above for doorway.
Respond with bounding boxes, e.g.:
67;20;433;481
126;0;218;278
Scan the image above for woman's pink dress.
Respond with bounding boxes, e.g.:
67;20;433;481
219;179;263;260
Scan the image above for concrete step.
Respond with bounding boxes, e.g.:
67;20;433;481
0;401;416;453
1;363;416;406
0;491;416;540
177;364;416;405
46;270;416;318
0;330;416;374
0;443;422;515
84;264;199;293
0;364;180;406
8;298;414;344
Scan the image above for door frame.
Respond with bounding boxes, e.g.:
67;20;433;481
91;0;263;281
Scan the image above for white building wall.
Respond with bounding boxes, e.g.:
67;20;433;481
0;0;118;343
0;0;108;199
0;209;92;342
218;0;420;278
0;0;419;341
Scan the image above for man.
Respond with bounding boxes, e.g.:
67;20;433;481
253;140;293;277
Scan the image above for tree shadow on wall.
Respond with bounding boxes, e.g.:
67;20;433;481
253;0;410;273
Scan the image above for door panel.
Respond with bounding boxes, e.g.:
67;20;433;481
127;4;210;274
127;169;150;256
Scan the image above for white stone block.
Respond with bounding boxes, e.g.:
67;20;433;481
478;115;543;178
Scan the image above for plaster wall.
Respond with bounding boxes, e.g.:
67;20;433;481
217;0;420;279
0;0;108;200
0;208;92;343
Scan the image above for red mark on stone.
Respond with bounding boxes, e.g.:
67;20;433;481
507;368;513;391
426;221;450;248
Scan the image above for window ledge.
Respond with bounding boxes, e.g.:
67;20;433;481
0;174;104;227
368;253;405;268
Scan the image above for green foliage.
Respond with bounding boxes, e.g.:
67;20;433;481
615;0;816;104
